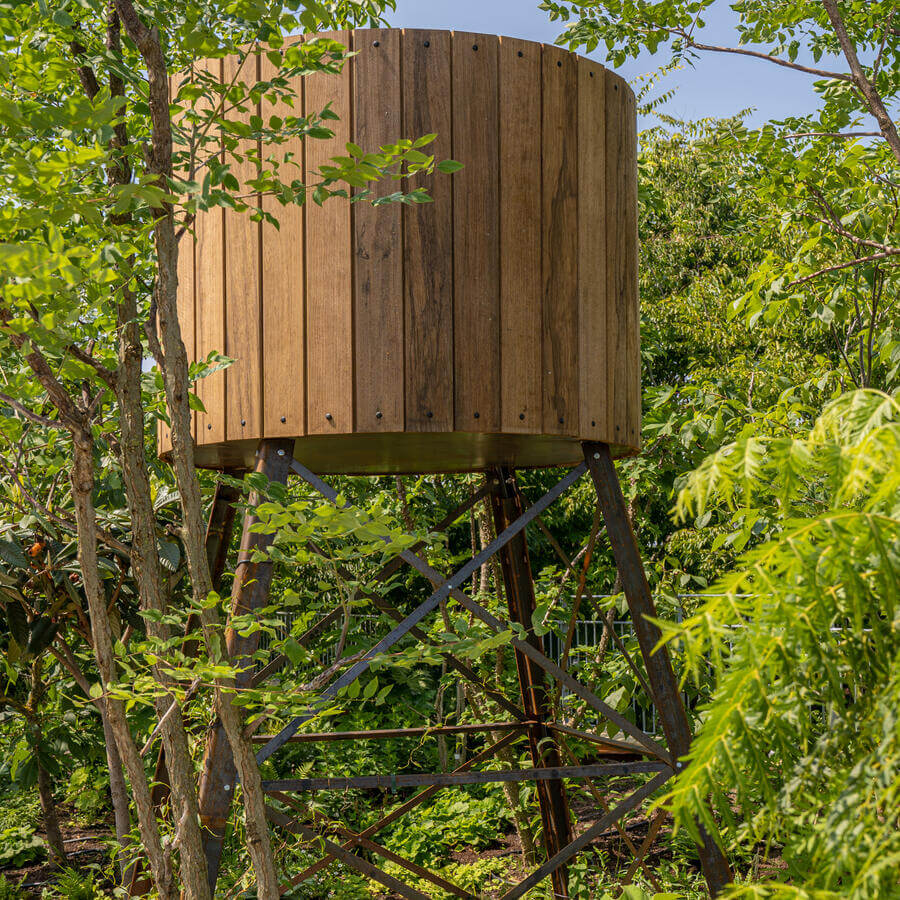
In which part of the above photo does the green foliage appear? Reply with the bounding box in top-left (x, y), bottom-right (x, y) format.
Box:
top-left (665, 390), bottom-right (900, 898)
top-left (0, 825), bottom-right (45, 869)
top-left (382, 790), bottom-right (513, 866)
top-left (375, 856), bottom-right (510, 899)
top-left (40, 867), bottom-right (104, 900)
top-left (0, 790), bottom-right (40, 834)
top-left (64, 767), bottom-right (110, 824)
top-left (0, 876), bottom-right (24, 900)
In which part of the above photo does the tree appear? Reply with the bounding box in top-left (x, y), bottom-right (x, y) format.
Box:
top-left (543, 1), bottom-right (900, 391)
top-left (537, 3), bottom-right (900, 894)
top-left (0, 1), bottom-right (444, 895)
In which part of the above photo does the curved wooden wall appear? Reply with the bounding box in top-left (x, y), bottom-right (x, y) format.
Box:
top-left (159, 29), bottom-right (639, 474)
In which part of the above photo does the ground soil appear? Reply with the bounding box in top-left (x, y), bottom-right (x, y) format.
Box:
top-left (1, 804), bottom-right (112, 898)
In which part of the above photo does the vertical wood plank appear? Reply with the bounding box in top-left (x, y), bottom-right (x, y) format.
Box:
top-left (624, 84), bottom-right (640, 450)
top-left (224, 51), bottom-right (262, 443)
top-left (499, 37), bottom-right (542, 434)
top-left (577, 59), bottom-right (607, 443)
top-left (402, 29), bottom-right (453, 432)
top-left (305, 30), bottom-right (353, 435)
top-left (605, 73), bottom-right (638, 449)
top-left (352, 29), bottom-right (404, 433)
top-left (260, 50), bottom-right (305, 438)
top-left (452, 33), bottom-right (500, 432)
top-left (541, 45), bottom-right (579, 437)
top-left (195, 57), bottom-right (227, 444)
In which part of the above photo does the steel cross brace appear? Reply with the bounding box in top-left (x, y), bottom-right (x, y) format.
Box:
top-left (255, 458), bottom-right (587, 763)
top-left (275, 729), bottom-right (524, 893)
top-left (208, 445), bottom-right (730, 898)
top-left (258, 457), bottom-right (667, 764)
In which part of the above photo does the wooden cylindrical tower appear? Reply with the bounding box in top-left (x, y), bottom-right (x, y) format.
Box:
top-left (172, 29), bottom-right (731, 900)
top-left (159, 28), bottom-right (639, 474)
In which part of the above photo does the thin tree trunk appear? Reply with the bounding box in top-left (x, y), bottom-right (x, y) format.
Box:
top-left (71, 442), bottom-right (177, 900)
top-left (111, 5), bottom-right (280, 894)
top-left (51, 641), bottom-right (134, 883)
top-left (115, 282), bottom-right (210, 900)
top-left (466, 680), bottom-right (537, 866)
top-left (33, 740), bottom-right (67, 866)
top-left (27, 660), bottom-right (67, 867)
top-left (3, 328), bottom-right (175, 899)
top-left (102, 705), bottom-right (136, 885)
top-left (821, 0), bottom-right (900, 164)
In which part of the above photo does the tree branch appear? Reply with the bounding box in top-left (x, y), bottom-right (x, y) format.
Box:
top-left (787, 250), bottom-right (900, 286)
top-left (782, 131), bottom-right (880, 140)
top-left (0, 391), bottom-right (60, 428)
top-left (683, 35), bottom-right (851, 82)
top-left (69, 36), bottom-right (101, 101)
top-left (2, 319), bottom-right (88, 440)
top-left (66, 343), bottom-right (117, 387)
top-left (821, 0), bottom-right (900, 164)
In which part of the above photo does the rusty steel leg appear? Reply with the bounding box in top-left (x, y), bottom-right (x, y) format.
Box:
top-left (197, 438), bottom-right (294, 894)
top-left (583, 442), bottom-right (732, 897)
top-left (488, 467), bottom-right (572, 900)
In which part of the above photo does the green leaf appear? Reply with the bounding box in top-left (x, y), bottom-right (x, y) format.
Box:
top-left (435, 159), bottom-right (463, 174)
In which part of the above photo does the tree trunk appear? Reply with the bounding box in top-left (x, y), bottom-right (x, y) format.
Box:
top-left (110, 5), bottom-right (281, 893)
top-left (50, 641), bottom-right (134, 883)
top-left (101, 704), bottom-right (136, 885)
top-left (70, 441), bottom-right (176, 900)
top-left (115, 282), bottom-right (210, 900)
top-left (466, 682), bottom-right (537, 865)
top-left (26, 660), bottom-right (66, 867)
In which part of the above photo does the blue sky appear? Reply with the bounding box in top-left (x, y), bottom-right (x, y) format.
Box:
top-left (386, 1), bottom-right (829, 129)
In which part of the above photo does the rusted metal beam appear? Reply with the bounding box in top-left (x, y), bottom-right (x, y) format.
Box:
top-left (252, 721), bottom-right (528, 743)
top-left (554, 731), bottom-right (662, 890)
top-left (393, 548), bottom-right (669, 761)
top-left (583, 441), bottom-right (733, 897)
top-left (272, 793), bottom-right (474, 900)
top-left (254, 461), bottom-right (586, 763)
top-left (248, 485), bottom-right (493, 690)
top-left (364, 588), bottom-right (528, 722)
top-left (262, 761), bottom-right (667, 793)
top-left (489, 467), bottom-right (573, 900)
top-left (279, 456), bottom-right (668, 760)
top-left (266, 805), bottom-right (430, 900)
top-left (545, 722), bottom-right (646, 757)
top-left (196, 438), bottom-right (294, 894)
top-left (282, 729), bottom-right (522, 890)
top-left (623, 808), bottom-right (667, 885)
top-left (500, 768), bottom-right (673, 900)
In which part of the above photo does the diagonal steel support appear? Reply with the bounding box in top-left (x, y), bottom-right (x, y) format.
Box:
top-left (277, 457), bottom-right (668, 761)
top-left (265, 805), bottom-right (430, 900)
top-left (583, 442), bottom-right (732, 896)
top-left (272, 792), bottom-right (475, 899)
top-left (280, 729), bottom-right (524, 891)
top-left (499, 768), bottom-right (673, 900)
top-left (254, 460), bottom-right (587, 763)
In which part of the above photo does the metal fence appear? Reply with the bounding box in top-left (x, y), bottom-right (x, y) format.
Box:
top-left (258, 594), bottom-right (704, 737)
